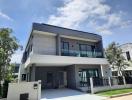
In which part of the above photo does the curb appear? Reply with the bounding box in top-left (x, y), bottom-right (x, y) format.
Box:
top-left (109, 92), bottom-right (132, 98)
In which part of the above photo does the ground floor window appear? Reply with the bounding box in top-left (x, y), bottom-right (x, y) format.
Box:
top-left (79, 68), bottom-right (99, 86)
top-left (124, 71), bottom-right (132, 77)
top-left (79, 69), bottom-right (99, 79)
top-left (112, 71), bottom-right (118, 76)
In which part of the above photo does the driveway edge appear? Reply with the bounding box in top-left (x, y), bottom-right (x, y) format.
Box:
top-left (109, 92), bottom-right (132, 98)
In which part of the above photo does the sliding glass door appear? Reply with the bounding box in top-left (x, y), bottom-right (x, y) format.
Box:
top-left (79, 68), bottom-right (99, 86)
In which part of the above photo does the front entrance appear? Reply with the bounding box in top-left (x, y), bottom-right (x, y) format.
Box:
top-left (47, 72), bottom-right (54, 88)
top-left (46, 71), bottom-right (67, 89)
top-left (58, 71), bottom-right (67, 88)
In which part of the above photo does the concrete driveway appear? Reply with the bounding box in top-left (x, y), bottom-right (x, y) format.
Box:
top-left (41, 88), bottom-right (106, 100)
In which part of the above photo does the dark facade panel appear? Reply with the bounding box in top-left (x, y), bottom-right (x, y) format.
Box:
top-left (33, 23), bottom-right (102, 41)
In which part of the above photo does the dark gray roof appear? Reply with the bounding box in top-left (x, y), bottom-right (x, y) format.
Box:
top-left (33, 23), bottom-right (102, 41)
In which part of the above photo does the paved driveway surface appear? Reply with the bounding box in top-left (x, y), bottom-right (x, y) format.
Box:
top-left (41, 88), bottom-right (106, 100)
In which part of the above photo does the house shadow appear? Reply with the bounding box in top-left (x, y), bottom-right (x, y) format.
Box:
top-left (41, 88), bottom-right (87, 99)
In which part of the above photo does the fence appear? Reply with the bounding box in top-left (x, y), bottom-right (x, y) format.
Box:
top-left (93, 77), bottom-right (109, 87)
top-left (89, 76), bottom-right (132, 94)
top-left (7, 80), bottom-right (41, 100)
top-left (125, 77), bottom-right (132, 84)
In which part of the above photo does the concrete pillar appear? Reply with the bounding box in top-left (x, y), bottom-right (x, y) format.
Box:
top-left (108, 77), bottom-right (112, 87)
top-left (38, 80), bottom-right (41, 100)
top-left (100, 65), bottom-right (104, 77)
top-left (56, 35), bottom-right (61, 55)
top-left (90, 77), bottom-right (94, 94)
top-left (123, 76), bottom-right (126, 85)
top-left (30, 65), bottom-right (36, 81)
top-left (26, 67), bottom-right (30, 82)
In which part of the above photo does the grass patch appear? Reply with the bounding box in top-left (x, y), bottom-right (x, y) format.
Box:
top-left (96, 88), bottom-right (132, 96)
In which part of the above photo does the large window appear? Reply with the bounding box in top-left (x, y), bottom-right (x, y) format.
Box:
top-left (79, 69), bottom-right (99, 82)
top-left (61, 42), bottom-right (69, 56)
top-left (126, 51), bottom-right (131, 61)
top-left (61, 42), bottom-right (69, 50)
top-left (79, 44), bottom-right (93, 57)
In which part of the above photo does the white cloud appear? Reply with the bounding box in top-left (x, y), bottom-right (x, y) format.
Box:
top-left (0, 11), bottom-right (13, 21)
top-left (11, 51), bottom-right (23, 63)
top-left (47, 0), bottom-right (128, 35)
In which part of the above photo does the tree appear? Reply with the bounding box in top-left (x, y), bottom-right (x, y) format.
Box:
top-left (0, 28), bottom-right (21, 95)
top-left (105, 42), bottom-right (129, 76)
top-left (5, 64), bottom-right (15, 81)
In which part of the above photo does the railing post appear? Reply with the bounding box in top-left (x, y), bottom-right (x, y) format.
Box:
top-left (100, 65), bottom-right (104, 77)
top-left (90, 77), bottom-right (94, 94)
top-left (108, 77), bottom-right (112, 87)
top-left (123, 76), bottom-right (126, 85)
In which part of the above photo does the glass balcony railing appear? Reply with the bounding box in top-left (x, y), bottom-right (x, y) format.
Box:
top-left (61, 49), bottom-right (103, 58)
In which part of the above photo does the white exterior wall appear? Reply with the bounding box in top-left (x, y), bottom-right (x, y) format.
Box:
top-left (121, 43), bottom-right (132, 61)
top-left (33, 33), bottom-right (56, 55)
top-left (121, 44), bottom-right (132, 70)
top-left (7, 81), bottom-right (41, 100)
top-left (101, 65), bottom-right (112, 77)
top-left (24, 54), bottom-right (109, 67)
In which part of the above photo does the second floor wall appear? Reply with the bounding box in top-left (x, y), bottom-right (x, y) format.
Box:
top-left (33, 33), bottom-right (56, 55)
top-left (32, 32), bottom-right (104, 56)
top-left (22, 31), bottom-right (104, 63)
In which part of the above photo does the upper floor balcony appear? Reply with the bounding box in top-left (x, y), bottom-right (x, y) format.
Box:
top-left (61, 49), bottom-right (103, 58)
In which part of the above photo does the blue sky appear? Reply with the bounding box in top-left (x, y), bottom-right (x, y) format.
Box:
top-left (0, 0), bottom-right (132, 63)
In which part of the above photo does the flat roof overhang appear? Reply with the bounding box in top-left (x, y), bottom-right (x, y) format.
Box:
top-left (33, 30), bottom-right (100, 42)
top-left (24, 54), bottom-right (109, 68)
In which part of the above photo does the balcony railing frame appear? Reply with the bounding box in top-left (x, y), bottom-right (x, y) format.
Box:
top-left (61, 49), bottom-right (103, 58)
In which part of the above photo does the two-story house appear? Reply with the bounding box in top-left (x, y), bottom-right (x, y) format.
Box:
top-left (19, 23), bottom-right (111, 90)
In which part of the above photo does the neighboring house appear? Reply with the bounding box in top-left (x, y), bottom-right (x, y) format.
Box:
top-left (112, 43), bottom-right (132, 76)
top-left (19, 23), bottom-right (111, 90)
top-left (13, 63), bottom-right (20, 79)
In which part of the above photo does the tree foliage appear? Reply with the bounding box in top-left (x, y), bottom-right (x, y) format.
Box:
top-left (0, 28), bottom-right (20, 81)
top-left (105, 42), bottom-right (129, 76)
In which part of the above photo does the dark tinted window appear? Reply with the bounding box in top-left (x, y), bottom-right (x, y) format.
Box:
top-left (79, 44), bottom-right (93, 51)
top-left (47, 72), bottom-right (53, 83)
top-left (14, 65), bottom-right (20, 73)
top-left (79, 44), bottom-right (87, 51)
top-left (126, 51), bottom-right (131, 61)
top-left (61, 42), bottom-right (69, 50)
top-left (79, 69), bottom-right (99, 78)
top-left (22, 74), bottom-right (26, 81)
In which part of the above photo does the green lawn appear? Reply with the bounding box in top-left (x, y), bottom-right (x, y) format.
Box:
top-left (96, 88), bottom-right (132, 96)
